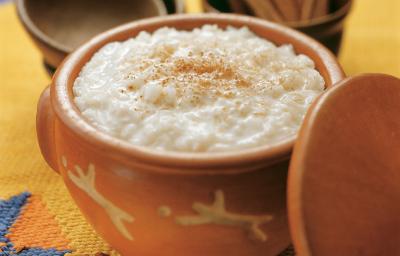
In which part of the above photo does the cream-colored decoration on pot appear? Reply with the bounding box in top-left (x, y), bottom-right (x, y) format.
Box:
top-left (176, 190), bottom-right (273, 242)
top-left (62, 156), bottom-right (134, 241)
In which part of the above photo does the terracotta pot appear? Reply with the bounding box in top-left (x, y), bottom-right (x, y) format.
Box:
top-left (36, 14), bottom-right (344, 256)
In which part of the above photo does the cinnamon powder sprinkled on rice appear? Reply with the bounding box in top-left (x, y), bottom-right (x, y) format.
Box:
top-left (73, 25), bottom-right (325, 152)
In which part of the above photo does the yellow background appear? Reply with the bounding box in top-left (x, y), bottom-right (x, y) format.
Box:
top-left (0, 0), bottom-right (399, 254)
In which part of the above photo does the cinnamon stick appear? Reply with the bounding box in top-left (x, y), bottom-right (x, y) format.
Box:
top-left (312, 0), bottom-right (329, 18)
top-left (244, 0), bottom-right (284, 22)
top-left (272, 0), bottom-right (300, 22)
top-left (300, 0), bottom-right (315, 20)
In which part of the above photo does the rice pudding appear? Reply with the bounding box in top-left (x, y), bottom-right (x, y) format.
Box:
top-left (73, 25), bottom-right (325, 152)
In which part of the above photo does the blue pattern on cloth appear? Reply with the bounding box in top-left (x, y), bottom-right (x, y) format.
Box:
top-left (1, 248), bottom-right (69, 256)
top-left (0, 193), bottom-right (70, 255)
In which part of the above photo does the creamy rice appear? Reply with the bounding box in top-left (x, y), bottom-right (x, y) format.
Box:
top-left (73, 25), bottom-right (325, 152)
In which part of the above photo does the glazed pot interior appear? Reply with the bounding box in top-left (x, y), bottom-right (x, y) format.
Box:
top-left (53, 14), bottom-right (344, 170)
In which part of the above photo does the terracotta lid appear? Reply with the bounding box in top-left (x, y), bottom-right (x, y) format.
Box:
top-left (288, 74), bottom-right (400, 256)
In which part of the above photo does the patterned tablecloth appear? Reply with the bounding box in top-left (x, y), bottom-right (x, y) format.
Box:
top-left (0, 0), bottom-right (399, 255)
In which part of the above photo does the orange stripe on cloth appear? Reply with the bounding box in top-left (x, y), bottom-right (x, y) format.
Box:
top-left (6, 195), bottom-right (71, 252)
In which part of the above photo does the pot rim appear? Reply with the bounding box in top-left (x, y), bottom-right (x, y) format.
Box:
top-left (52, 13), bottom-right (345, 171)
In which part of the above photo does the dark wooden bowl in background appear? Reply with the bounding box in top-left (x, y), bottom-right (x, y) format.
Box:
top-left (205, 0), bottom-right (353, 55)
top-left (16, 0), bottom-right (167, 68)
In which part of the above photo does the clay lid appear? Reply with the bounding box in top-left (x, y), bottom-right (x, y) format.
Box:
top-left (288, 74), bottom-right (400, 256)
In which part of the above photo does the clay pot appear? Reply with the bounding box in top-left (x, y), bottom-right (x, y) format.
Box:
top-left (36, 14), bottom-right (344, 256)
top-left (15, 0), bottom-right (167, 68)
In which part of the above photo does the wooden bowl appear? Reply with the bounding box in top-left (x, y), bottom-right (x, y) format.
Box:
top-left (204, 0), bottom-right (352, 55)
top-left (15, 0), bottom-right (167, 68)
top-left (36, 14), bottom-right (344, 256)
top-left (288, 0), bottom-right (352, 55)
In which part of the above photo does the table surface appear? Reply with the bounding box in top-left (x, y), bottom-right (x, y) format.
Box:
top-left (0, 0), bottom-right (399, 255)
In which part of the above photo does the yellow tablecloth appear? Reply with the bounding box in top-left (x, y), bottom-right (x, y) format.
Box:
top-left (0, 0), bottom-right (399, 255)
